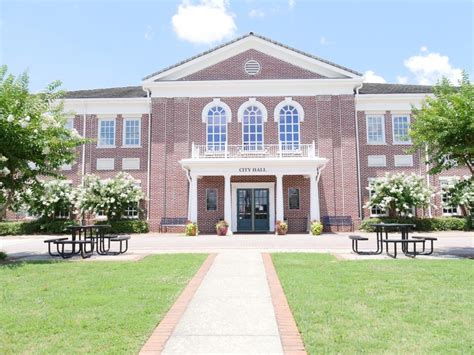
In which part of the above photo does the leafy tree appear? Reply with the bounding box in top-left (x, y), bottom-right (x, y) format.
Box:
top-left (78, 173), bottom-right (144, 221)
top-left (410, 72), bottom-right (474, 175)
top-left (443, 177), bottom-right (474, 216)
top-left (0, 66), bottom-right (86, 218)
top-left (365, 173), bottom-right (434, 218)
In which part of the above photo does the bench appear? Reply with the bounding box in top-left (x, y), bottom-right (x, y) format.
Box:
top-left (54, 239), bottom-right (95, 259)
top-left (383, 239), bottom-right (426, 258)
top-left (348, 235), bottom-right (369, 254)
top-left (322, 216), bottom-right (354, 232)
top-left (412, 236), bottom-right (437, 255)
top-left (44, 237), bottom-right (69, 257)
top-left (110, 236), bottom-right (130, 254)
top-left (159, 217), bottom-right (188, 233)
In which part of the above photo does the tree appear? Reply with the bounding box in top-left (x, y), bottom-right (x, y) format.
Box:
top-left (365, 173), bottom-right (434, 218)
top-left (78, 173), bottom-right (144, 221)
top-left (0, 66), bottom-right (86, 218)
top-left (410, 72), bottom-right (474, 175)
top-left (443, 177), bottom-right (474, 216)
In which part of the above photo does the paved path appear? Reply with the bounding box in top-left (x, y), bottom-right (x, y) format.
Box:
top-left (162, 251), bottom-right (283, 354)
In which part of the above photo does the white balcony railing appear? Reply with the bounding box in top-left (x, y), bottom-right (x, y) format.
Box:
top-left (190, 142), bottom-right (317, 159)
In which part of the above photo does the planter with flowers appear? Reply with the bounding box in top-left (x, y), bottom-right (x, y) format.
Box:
top-left (275, 220), bottom-right (288, 235)
top-left (215, 220), bottom-right (229, 236)
top-left (185, 221), bottom-right (199, 236)
top-left (310, 220), bottom-right (323, 236)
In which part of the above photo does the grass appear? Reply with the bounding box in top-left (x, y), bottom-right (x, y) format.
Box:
top-left (272, 253), bottom-right (473, 354)
top-left (0, 254), bottom-right (207, 354)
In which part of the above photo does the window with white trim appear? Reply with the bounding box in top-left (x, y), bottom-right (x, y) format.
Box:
top-left (366, 115), bottom-right (385, 144)
top-left (392, 115), bottom-right (411, 144)
top-left (207, 106), bottom-right (227, 151)
top-left (368, 178), bottom-right (388, 217)
top-left (242, 105), bottom-right (264, 150)
top-left (124, 203), bottom-right (139, 219)
top-left (55, 207), bottom-right (70, 219)
top-left (278, 105), bottom-right (300, 150)
top-left (440, 178), bottom-right (460, 216)
top-left (123, 118), bottom-right (141, 146)
top-left (98, 119), bottom-right (115, 147)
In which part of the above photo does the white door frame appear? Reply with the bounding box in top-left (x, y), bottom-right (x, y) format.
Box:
top-left (231, 182), bottom-right (275, 233)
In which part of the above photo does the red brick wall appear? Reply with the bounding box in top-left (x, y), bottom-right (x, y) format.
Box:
top-left (182, 49), bottom-right (325, 81)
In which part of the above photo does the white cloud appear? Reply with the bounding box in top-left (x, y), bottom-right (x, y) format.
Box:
top-left (363, 70), bottom-right (386, 83)
top-left (249, 8), bottom-right (265, 18)
top-left (172, 0), bottom-right (237, 45)
top-left (396, 75), bottom-right (408, 84)
top-left (288, 0), bottom-right (296, 9)
top-left (320, 36), bottom-right (328, 45)
top-left (403, 48), bottom-right (463, 85)
top-left (144, 25), bottom-right (154, 40)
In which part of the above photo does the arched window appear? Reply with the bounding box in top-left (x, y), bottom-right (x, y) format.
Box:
top-left (274, 98), bottom-right (304, 151)
top-left (202, 99), bottom-right (231, 151)
top-left (242, 106), bottom-right (264, 151)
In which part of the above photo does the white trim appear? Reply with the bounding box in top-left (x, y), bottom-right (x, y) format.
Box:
top-left (231, 182), bottom-right (275, 233)
top-left (96, 158), bottom-right (115, 171)
top-left (63, 98), bottom-right (148, 117)
top-left (365, 114), bottom-right (386, 144)
top-left (143, 35), bottom-right (360, 82)
top-left (391, 114), bottom-right (412, 145)
top-left (238, 98), bottom-right (268, 123)
top-left (201, 98), bottom-right (232, 123)
top-left (122, 158), bottom-right (140, 170)
top-left (394, 155), bottom-right (413, 167)
top-left (368, 155), bottom-right (387, 167)
top-left (356, 93), bottom-right (432, 111)
top-left (273, 97), bottom-right (305, 122)
top-left (97, 117), bottom-right (116, 148)
top-left (122, 117), bottom-right (142, 147)
top-left (439, 177), bottom-right (461, 216)
top-left (368, 178), bottom-right (388, 217)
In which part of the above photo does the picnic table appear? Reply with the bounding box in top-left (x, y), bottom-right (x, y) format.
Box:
top-left (371, 223), bottom-right (415, 254)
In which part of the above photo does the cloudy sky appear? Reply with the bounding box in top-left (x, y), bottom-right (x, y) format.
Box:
top-left (1, 0), bottom-right (472, 91)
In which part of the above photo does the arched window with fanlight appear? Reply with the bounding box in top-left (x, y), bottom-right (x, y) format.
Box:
top-left (202, 99), bottom-right (231, 152)
top-left (238, 99), bottom-right (268, 152)
top-left (274, 98), bottom-right (304, 151)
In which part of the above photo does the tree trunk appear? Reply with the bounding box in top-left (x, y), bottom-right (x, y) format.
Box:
top-left (0, 191), bottom-right (13, 221)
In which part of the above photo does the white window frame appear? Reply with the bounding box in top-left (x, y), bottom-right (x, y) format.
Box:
top-left (123, 203), bottom-right (139, 219)
top-left (97, 118), bottom-right (116, 148)
top-left (122, 118), bottom-right (141, 147)
top-left (392, 115), bottom-right (412, 145)
top-left (368, 178), bottom-right (388, 217)
top-left (366, 115), bottom-right (386, 145)
top-left (439, 177), bottom-right (460, 216)
top-left (238, 99), bottom-right (267, 150)
top-left (275, 98), bottom-right (304, 151)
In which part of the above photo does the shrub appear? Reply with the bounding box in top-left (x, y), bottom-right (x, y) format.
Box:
top-left (0, 251), bottom-right (7, 260)
top-left (185, 222), bottom-right (198, 236)
top-left (0, 219), bottom-right (76, 235)
top-left (310, 220), bottom-right (323, 236)
top-left (275, 220), bottom-right (288, 235)
top-left (215, 220), bottom-right (229, 236)
top-left (360, 216), bottom-right (471, 232)
top-left (97, 220), bottom-right (149, 234)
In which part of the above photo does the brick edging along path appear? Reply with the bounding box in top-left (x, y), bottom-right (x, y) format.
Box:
top-left (262, 253), bottom-right (307, 355)
top-left (140, 253), bottom-right (216, 354)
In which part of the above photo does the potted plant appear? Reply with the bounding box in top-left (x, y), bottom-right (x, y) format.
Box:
top-left (215, 220), bottom-right (229, 236)
top-left (185, 221), bottom-right (198, 236)
top-left (310, 220), bottom-right (323, 236)
top-left (275, 220), bottom-right (288, 235)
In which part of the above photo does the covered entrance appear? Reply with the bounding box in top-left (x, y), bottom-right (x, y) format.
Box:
top-left (237, 188), bottom-right (270, 232)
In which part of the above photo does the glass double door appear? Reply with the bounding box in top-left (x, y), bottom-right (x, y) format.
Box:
top-left (237, 188), bottom-right (270, 232)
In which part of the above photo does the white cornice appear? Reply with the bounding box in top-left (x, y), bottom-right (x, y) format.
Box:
top-left (356, 93), bottom-right (433, 111)
top-left (62, 98), bottom-right (149, 116)
top-left (144, 79), bottom-right (362, 98)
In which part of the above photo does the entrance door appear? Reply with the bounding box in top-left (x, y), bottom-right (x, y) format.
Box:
top-left (237, 188), bottom-right (269, 232)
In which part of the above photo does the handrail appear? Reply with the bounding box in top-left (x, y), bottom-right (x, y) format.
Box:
top-left (191, 143), bottom-right (316, 159)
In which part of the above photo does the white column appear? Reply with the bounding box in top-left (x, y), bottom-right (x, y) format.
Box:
top-left (310, 173), bottom-right (320, 221)
top-left (188, 173), bottom-right (198, 222)
top-left (224, 174), bottom-right (232, 235)
top-left (276, 174), bottom-right (284, 221)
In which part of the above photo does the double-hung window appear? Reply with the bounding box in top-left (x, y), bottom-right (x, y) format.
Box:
top-left (242, 105), bottom-right (264, 151)
top-left (368, 178), bottom-right (387, 217)
top-left (279, 105), bottom-right (300, 150)
top-left (392, 115), bottom-right (411, 144)
top-left (98, 119), bottom-right (116, 147)
top-left (440, 178), bottom-right (459, 216)
top-left (123, 118), bottom-right (141, 147)
top-left (207, 106), bottom-right (227, 151)
top-left (366, 115), bottom-right (385, 144)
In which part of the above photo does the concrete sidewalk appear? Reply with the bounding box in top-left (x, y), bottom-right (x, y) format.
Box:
top-left (162, 251), bottom-right (283, 354)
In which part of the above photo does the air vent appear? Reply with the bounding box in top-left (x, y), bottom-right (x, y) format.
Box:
top-left (244, 60), bottom-right (261, 76)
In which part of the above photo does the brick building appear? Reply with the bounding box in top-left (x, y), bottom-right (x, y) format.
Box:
top-left (61, 33), bottom-right (467, 233)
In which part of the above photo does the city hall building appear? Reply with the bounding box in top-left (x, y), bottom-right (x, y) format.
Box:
top-left (60, 33), bottom-right (467, 233)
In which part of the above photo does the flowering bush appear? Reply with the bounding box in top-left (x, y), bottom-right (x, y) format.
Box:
top-left (185, 221), bottom-right (198, 236)
top-left (365, 173), bottom-right (435, 218)
top-left (310, 220), bottom-right (323, 236)
top-left (78, 172), bottom-right (144, 221)
top-left (442, 177), bottom-right (474, 216)
top-left (275, 220), bottom-right (288, 235)
top-left (215, 220), bottom-right (229, 236)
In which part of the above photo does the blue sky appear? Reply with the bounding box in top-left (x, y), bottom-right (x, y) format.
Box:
top-left (1, 0), bottom-right (472, 91)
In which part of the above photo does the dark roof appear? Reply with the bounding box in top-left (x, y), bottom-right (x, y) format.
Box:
top-left (143, 32), bottom-right (362, 80)
top-left (64, 86), bottom-right (147, 99)
top-left (359, 83), bottom-right (433, 94)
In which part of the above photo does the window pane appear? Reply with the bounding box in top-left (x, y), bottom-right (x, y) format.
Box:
top-left (99, 120), bottom-right (115, 146)
top-left (279, 105), bottom-right (300, 150)
top-left (206, 189), bottom-right (218, 211)
top-left (367, 116), bottom-right (384, 144)
top-left (288, 187), bottom-right (300, 209)
top-left (207, 105), bottom-right (227, 150)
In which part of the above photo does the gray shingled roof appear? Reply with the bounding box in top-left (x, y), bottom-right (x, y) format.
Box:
top-left (143, 32), bottom-right (362, 80)
top-left (359, 83), bottom-right (433, 94)
top-left (64, 86), bottom-right (147, 99)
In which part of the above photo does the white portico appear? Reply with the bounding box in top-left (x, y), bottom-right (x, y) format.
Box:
top-left (180, 143), bottom-right (327, 234)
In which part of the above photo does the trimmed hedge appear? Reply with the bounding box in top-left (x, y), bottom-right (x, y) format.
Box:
top-left (96, 220), bottom-right (149, 234)
top-left (360, 216), bottom-right (472, 232)
top-left (0, 219), bottom-right (77, 236)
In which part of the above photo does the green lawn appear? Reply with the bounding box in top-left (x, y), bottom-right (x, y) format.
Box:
top-left (272, 253), bottom-right (473, 354)
top-left (0, 254), bottom-right (207, 354)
